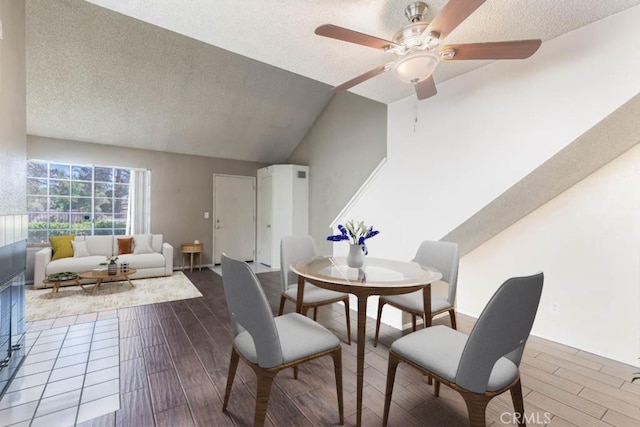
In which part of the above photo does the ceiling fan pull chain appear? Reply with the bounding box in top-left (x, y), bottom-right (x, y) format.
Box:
top-left (413, 97), bottom-right (418, 132)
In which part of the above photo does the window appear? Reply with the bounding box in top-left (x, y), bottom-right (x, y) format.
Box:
top-left (26, 160), bottom-right (150, 244)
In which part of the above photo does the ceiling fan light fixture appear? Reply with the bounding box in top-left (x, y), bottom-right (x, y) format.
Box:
top-left (393, 50), bottom-right (440, 84)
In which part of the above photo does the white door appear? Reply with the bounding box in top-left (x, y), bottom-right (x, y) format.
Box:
top-left (257, 175), bottom-right (273, 266)
top-left (213, 175), bottom-right (255, 264)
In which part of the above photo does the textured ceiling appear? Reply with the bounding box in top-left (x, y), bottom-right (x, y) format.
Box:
top-left (26, 0), bottom-right (640, 163)
top-left (85, 0), bottom-right (640, 104)
top-left (26, 0), bottom-right (332, 163)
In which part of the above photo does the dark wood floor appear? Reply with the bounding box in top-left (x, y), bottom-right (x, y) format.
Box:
top-left (67, 269), bottom-right (639, 427)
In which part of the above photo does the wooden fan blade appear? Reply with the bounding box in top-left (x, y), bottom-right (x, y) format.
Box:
top-left (332, 64), bottom-right (391, 93)
top-left (426, 0), bottom-right (486, 40)
top-left (415, 76), bottom-right (437, 100)
top-left (441, 40), bottom-right (542, 60)
top-left (315, 24), bottom-right (400, 50)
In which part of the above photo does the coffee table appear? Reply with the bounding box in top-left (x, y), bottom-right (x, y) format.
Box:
top-left (79, 268), bottom-right (137, 295)
top-left (43, 274), bottom-right (87, 294)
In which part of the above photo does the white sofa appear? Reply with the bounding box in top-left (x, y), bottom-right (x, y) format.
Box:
top-left (34, 234), bottom-right (173, 289)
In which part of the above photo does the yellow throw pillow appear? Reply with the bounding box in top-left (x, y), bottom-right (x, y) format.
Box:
top-left (50, 234), bottom-right (75, 260)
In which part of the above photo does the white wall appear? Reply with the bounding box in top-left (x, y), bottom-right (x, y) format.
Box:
top-left (337, 6), bottom-right (640, 363)
top-left (288, 93), bottom-right (387, 255)
top-left (460, 144), bottom-right (640, 366)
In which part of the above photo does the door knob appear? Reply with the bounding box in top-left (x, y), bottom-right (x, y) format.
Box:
top-left (267, 224), bottom-right (271, 228)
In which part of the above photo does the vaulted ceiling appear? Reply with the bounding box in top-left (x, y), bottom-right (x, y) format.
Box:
top-left (26, 0), bottom-right (640, 163)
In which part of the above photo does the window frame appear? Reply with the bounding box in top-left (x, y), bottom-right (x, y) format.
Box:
top-left (26, 160), bottom-right (145, 245)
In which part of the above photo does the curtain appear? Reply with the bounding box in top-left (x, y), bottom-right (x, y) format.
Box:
top-left (126, 169), bottom-right (151, 235)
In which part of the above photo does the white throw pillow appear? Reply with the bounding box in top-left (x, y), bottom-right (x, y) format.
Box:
top-left (71, 240), bottom-right (91, 258)
top-left (133, 234), bottom-right (154, 254)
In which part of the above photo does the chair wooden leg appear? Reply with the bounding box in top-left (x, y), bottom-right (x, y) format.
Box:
top-left (383, 351), bottom-right (401, 427)
top-left (460, 390), bottom-right (491, 427)
top-left (373, 299), bottom-right (386, 347)
top-left (434, 380), bottom-right (440, 397)
top-left (330, 348), bottom-right (344, 425)
top-left (254, 370), bottom-right (277, 427)
top-left (278, 294), bottom-right (286, 316)
top-left (449, 308), bottom-right (457, 330)
top-left (344, 298), bottom-right (352, 345)
top-left (510, 378), bottom-right (526, 426)
top-left (411, 314), bottom-right (417, 332)
top-left (313, 307), bottom-right (318, 321)
top-left (223, 347), bottom-right (240, 412)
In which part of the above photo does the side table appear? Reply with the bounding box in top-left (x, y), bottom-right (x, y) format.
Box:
top-left (181, 243), bottom-right (203, 272)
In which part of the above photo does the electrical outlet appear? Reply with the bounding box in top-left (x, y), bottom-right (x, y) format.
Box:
top-left (550, 301), bottom-right (560, 314)
top-left (204, 212), bottom-right (210, 219)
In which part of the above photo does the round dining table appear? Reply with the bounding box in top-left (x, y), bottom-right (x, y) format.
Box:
top-left (290, 256), bottom-right (442, 427)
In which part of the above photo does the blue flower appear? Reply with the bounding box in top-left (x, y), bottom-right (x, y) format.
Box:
top-left (327, 220), bottom-right (380, 245)
top-left (327, 234), bottom-right (349, 242)
top-left (364, 228), bottom-right (379, 240)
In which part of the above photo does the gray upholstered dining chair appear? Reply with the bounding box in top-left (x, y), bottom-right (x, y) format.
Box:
top-left (221, 254), bottom-right (344, 426)
top-left (280, 235), bottom-right (351, 344)
top-left (383, 272), bottom-right (544, 427)
top-left (374, 240), bottom-right (459, 347)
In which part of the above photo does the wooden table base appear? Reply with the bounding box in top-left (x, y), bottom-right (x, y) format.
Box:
top-left (78, 268), bottom-right (137, 295)
top-left (291, 257), bottom-right (439, 427)
top-left (45, 278), bottom-right (87, 294)
top-left (355, 296), bottom-right (367, 427)
top-left (295, 278), bottom-right (432, 427)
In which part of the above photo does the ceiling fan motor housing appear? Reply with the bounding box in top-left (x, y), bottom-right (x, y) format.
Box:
top-left (404, 1), bottom-right (429, 23)
top-left (393, 2), bottom-right (439, 52)
top-left (393, 22), bottom-right (435, 50)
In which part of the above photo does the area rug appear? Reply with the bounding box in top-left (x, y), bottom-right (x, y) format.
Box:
top-left (26, 272), bottom-right (203, 321)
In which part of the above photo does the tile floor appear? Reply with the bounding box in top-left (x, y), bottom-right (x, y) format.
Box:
top-left (0, 317), bottom-right (121, 427)
top-left (0, 265), bottom-right (264, 427)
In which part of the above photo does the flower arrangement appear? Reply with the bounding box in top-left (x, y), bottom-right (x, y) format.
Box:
top-left (327, 220), bottom-right (379, 246)
top-left (105, 255), bottom-right (119, 265)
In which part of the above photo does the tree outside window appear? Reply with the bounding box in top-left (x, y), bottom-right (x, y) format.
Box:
top-left (26, 161), bottom-right (137, 244)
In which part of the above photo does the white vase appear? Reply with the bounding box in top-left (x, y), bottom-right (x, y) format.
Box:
top-left (108, 263), bottom-right (117, 275)
top-left (347, 244), bottom-right (365, 268)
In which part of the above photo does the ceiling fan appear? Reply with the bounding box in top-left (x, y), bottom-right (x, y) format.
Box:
top-left (315, 0), bottom-right (542, 100)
